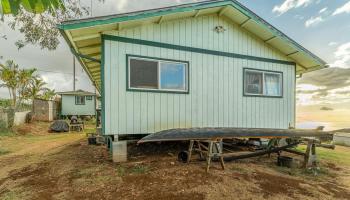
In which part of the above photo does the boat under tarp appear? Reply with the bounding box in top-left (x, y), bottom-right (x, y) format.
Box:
top-left (138, 128), bottom-right (333, 143)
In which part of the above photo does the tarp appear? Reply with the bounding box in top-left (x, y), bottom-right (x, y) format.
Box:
top-left (50, 120), bottom-right (69, 132)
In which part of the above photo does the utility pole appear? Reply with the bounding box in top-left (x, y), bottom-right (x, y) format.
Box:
top-left (73, 55), bottom-right (76, 91)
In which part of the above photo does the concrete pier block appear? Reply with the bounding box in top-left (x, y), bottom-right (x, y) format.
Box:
top-left (112, 141), bottom-right (127, 163)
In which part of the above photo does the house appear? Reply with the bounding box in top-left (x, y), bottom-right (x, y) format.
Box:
top-left (57, 90), bottom-right (97, 117)
top-left (58, 0), bottom-right (327, 161)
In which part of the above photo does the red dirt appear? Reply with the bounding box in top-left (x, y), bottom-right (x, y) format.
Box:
top-left (1, 140), bottom-right (350, 200)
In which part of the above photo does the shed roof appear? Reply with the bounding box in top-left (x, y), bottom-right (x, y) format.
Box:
top-left (57, 89), bottom-right (96, 96)
top-left (58, 0), bottom-right (327, 91)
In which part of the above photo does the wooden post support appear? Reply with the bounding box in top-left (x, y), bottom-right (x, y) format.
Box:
top-left (310, 143), bottom-right (317, 167)
top-left (187, 140), bottom-right (194, 163)
top-left (216, 140), bottom-right (225, 170)
top-left (304, 140), bottom-right (312, 168)
top-left (304, 140), bottom-right (317, 168)
top-left (206, 141), bottom-right (214, 172)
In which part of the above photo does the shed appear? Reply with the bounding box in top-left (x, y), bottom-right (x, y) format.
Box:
top-left (58, 1), bottom-right (327, 140)
top-left (57, 90), bottom-right (97, 116)
top-left (33, 98), bottom-right (58, 121)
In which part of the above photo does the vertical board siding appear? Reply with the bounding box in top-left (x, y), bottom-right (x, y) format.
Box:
top-left (103, 15), bottom-right (295, 135)
top-left (61, 95), bottom-right (96, 116)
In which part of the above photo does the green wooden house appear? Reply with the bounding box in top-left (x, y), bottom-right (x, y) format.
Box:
top-left (57, 90), bottom-right (97, 117)
top-left (58, 0), bottom-right (327, 160)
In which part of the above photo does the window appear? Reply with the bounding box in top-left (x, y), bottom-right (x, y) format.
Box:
top-left (86, 96), bottom-right (93, 100)
top-left (244, 69), bottom-right (282, 97)
top-left (128, 56), bottom-right (188, 93)
top-left (75, 96), bottom-right (85, 105)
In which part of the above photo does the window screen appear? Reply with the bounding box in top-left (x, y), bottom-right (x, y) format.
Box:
top-left (129, 59), bottom-right (158, 89)
top-left (265, 73), bottom-right (281, 96)
top-left (128, 56), bottom-right (188, 93)
top-left (244, 69), bottom-right (282, 97)
top-left (245, 71), bottom-right (263, 95)
top-left (75, 96), bottom-right (85, 105)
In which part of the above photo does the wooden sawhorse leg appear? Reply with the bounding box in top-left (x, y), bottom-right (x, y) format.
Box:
top-left (187, 139), bottom-right (225, 172)
top-left (304, 140), bottom-right (317, 168)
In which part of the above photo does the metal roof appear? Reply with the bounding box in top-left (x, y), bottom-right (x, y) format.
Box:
top-left (58, 0), bottom-right (328, 91)
top-left (57, 89), bottom-right (96, 96)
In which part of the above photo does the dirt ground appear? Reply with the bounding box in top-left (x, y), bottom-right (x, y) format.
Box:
top-left (1, 122), bottom-right (350, 200)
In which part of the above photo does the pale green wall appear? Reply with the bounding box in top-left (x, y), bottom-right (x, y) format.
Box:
top-left (103, 14), bottom-right (295, 135)
top-left (61, 95), bottom-right (96, 116)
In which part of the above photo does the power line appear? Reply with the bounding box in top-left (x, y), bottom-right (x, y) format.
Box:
top-left (36, 69), bottom-right (73, 75)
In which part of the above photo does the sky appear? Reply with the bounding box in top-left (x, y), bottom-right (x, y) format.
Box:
top-left (1, 0), bottom-right (350, 129)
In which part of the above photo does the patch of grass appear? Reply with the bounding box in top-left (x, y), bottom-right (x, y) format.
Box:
top-left (116, 166), bottom-right (126, 176)
top-left (131, 165), bottom-right (149, 174)
top-left (232, 166), bottom-right (248, 173)
top-left (301, 167), bottom-right (330, 177)
top-left (0, 148), bottom-right (10, 155)
top-left (1, 190), bottom-right (21, 200)
top-left (296, 145), bottom-right (350, 167)
top-left (0, 128), bottom-right (14, 137)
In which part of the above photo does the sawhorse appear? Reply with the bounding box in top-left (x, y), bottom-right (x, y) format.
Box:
top-left (186, 139), bottom-right (225, 172)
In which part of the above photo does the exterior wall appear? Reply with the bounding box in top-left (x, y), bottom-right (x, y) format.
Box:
top-left (0, 109), bottom-right (30, 127)
top-left (103, 14), bottom-right (296, 135)
top-left (14, 111), bottom-right (31, 126)
top-left (33, 99), bottom-right (58, 121)
top-left (61, 95), bottom-right (96, 116)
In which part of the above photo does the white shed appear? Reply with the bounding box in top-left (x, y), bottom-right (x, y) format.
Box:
top-left (59, 1), bottom-right (327, 139)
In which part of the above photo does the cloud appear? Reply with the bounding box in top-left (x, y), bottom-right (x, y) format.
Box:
top-left (331, 42), bottom-right (350, 68)
top-left (294, 14), bottom-right (304, 19)
top-left (305, 16), bottom-right (323, 27)
top-left (297, 67), bottom-right (350, 105)
top-left (328, 42), bottom-right (338, 46)
top-left (333, 1), bottom-right (350, 16)
top-left (273, 0), bottom-right (313, 15)
top-left (319, 7), bottom-right (328, 14)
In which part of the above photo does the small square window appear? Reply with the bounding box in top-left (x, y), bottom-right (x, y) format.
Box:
top-left (75, 96), bottom-right (85, 105)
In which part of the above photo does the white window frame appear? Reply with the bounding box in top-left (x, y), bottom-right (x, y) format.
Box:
top-left (128, 56), bottom-right (189, 93)
top-left (244, 68), bottom-right (283, 97)
top-left (75, 96), bottom-right (85, 105)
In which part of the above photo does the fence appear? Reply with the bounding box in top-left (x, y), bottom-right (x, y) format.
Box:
top-left (0, 108), bottom-right (31, 129)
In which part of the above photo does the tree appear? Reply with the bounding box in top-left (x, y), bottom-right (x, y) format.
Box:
top-left (0, 0), bottom-right (65, 16)
top-left (0, 59), bottom-right (53, 108)
top-left (23, 77), bottom-right (46, 101)
top-left (2, 0), bottom-right (89, 50)
top-left (41, 88), bottom-right (56, 100)
top-left (0, 60), bottom-right (20, 106)
top-left (17, 68), bottom-right (37, 104)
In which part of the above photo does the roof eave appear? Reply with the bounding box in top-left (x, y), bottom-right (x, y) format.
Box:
top-left (57, 0), bottom-right (327, 75)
